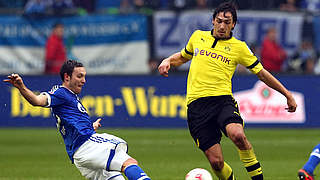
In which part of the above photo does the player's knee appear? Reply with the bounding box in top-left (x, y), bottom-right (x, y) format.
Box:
top-left (122, 158), bottom-right (138, 171)
top-left (229, 131), bottom-right (247, 147)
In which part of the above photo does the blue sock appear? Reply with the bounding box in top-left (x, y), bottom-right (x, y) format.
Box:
top-left (303, 144), bottom-right (320, 174)
top-left (124, 164), bottom-right (151, 180)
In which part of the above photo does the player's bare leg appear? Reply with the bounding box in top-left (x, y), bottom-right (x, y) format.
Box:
top-left (226, 123), bottom-right (251, 150)
top-left (226, 123), bottom-right (263, 180)
top-left (205, 144), bottom-right (235, 180)
top-left (122, 158), bottom-right (151, 180)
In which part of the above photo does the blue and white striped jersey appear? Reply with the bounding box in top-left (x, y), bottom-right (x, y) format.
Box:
top-left (42, 85), bottom-right (95, 162)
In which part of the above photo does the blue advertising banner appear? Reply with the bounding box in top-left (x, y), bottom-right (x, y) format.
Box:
top-left (313, 15), bottom-right (320, 51)
top-left (0, 15), bottom-right (147, 46)
top-left (0, 75), bottom-right (319, 128)
top-left (154, 10), bottom-right (303, 62)
top-left (0, 15), bottom-right (150, 75)
top-left (0, 75), bottom-right (187, 128)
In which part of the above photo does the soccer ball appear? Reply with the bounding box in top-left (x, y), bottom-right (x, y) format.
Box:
top-left (185, 168), bottom-right (213, 180)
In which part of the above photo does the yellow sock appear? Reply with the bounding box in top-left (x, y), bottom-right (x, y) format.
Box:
top-left (238, 148), bottom-right (263, 180)
top-left (213, 162), bottom-right (235, 180)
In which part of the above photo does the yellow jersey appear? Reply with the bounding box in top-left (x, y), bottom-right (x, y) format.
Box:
top-left (181, 30), bottom-right (263, 105)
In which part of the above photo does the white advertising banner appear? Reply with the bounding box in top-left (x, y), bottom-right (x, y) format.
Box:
top-left (73, 42), bottom-right (149, 74)
top-left (0, 42), bottom-right (150, 75)
top-left (0, 46), bottom-right (44, 75)
top-left (233, 81), bottom-right (306, 123)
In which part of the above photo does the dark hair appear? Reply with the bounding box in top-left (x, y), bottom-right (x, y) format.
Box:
top-left (213, 1), bottom-right (237, 27)
top-left (60, 60), bottom-right (84, 81)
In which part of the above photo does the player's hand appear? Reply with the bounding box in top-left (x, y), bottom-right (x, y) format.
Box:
top-left (3, 73), bottom-right (24, 89)
top-left (285, 95), bottom-right (297, 113)
top-left (93, 118), bottom-right (102, 131)
top-left (158, 59), bottom-right (171, 77)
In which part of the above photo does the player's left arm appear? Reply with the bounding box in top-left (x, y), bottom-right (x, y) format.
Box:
top-left (238, 43), bottom-right (297, 113)
top-left (256, 69), bottom-right (297, 112)
top-left (93, 118), bottom-right (102, 131)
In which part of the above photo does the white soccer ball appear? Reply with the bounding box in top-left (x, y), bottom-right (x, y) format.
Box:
top-left (185, 168), bottom-right (213, 180)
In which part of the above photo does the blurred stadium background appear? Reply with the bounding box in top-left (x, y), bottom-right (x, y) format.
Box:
top-left (1, 0), bottom-right (320, 179)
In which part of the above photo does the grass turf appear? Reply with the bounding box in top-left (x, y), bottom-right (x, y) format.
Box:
top-left (0, 128), bottom-right (319, 180)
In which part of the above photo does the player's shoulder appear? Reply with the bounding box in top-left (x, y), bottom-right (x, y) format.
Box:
top-left (228, 37), bottom-right (255, 55)
top-left (228, 37), bottom-right (250, 48)
top-left (49, 85), bottom-right (61, 94)
top-left (229, 36), bottom-right (245, 44)
top-left (48, 85), bottom-right (69, 97)
top-left (189, 30), bottom-right (212, 43)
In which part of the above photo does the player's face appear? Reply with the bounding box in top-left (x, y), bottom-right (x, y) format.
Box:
top-left (68, 67), bottom-right (86, 94)
top-left (212, 12), bottom-right (235, 39)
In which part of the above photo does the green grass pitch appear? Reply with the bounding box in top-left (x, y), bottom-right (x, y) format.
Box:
top-left (0, 128), bottom-right (319, 180)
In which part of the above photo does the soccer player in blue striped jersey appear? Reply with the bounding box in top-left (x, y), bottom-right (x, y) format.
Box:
top-left (3, 60), bottom-right (151, 180)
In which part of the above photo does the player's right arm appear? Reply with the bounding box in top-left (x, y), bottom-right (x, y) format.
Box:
top-left (159, 30), bottom-right (199, 77)
top-left (158, 52), bottom-right (189, 77)
top-left (3, 73), bottom-right (48, 107)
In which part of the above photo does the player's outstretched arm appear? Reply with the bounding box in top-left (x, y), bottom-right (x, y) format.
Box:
top-left (158, 52), bottom-right (189, 77)
top-left (3, 73), bottom-right (48, 107)
top-left (93, 118), bottom-right (102, 131)
top-left (256, 69), bottom-right (297, 112)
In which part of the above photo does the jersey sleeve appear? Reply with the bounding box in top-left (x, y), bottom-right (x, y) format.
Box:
top-left (180, 30), bottom-right (198, 60)
top-left (238, 42), bottom-right (263, 74)
top-left (41, 86), bottom-right (66, 107)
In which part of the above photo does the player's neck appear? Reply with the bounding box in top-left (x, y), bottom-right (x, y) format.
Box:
top-left (62, 84), bottom-right (76, 94)
top-left (211, 29), bottom-right (233, 40)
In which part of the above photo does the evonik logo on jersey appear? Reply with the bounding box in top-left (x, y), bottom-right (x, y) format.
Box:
top-left (233, 81), bottom-right (305, 123)
top-left (194, 48), bottom-right (231, 64)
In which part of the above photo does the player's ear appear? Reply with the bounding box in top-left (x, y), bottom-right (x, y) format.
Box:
top-left (231, 23), bottom-right (235, 30)
top-left (64, 73), bottom-right (70, 82)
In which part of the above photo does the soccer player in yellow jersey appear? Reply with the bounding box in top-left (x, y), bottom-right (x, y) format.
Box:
top-left (158, 2), bottom-right (297, 180)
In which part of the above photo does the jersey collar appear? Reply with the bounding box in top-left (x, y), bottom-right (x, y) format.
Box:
top-left (62, 85), bottom-right (76, 95)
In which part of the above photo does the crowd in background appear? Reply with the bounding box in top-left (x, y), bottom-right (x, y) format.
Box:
top-left (0, 0), bottom-right (319, 15)
top-left (1, 0), bottom-right (320, 75)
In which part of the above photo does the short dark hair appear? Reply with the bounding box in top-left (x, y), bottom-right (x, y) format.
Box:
top-left (60, 60), bottom-right (84, 81)
top-left (213, 1), bottom-right (238, 27)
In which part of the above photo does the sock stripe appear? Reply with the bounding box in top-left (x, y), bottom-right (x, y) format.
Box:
top-left (137, 176), bottom-right (150, 180)
top-left (251, 173), bottom-right (263, 180)
top-left (310, 151), bottom-right (320, 158)
top-left (248, 168), bottom-right (262, 178)
top-left (245, 162), bottom-right (261, 172)
top-left (213, 161), bottom-right (233, 180)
